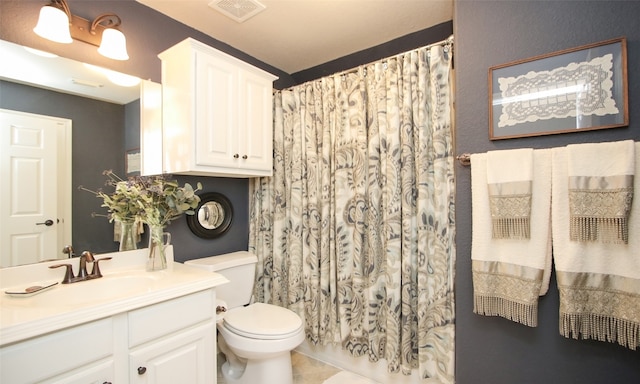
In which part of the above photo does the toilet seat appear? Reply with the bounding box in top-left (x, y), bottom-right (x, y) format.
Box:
top-left (223, 303), bottom-right (303, 340)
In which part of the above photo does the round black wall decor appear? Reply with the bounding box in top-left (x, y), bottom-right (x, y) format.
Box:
top-left (186, 192), bottom-right (233, 239)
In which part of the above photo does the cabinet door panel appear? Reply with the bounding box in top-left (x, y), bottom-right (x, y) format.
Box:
top-left (46, 360), bottom-right (114, 384)
top-left (196, 52), bottom-right (237, 168)
top-left (0, 318), bottom-right (113, 383)
top-left (240, 70), bottom-right (273, 173)
top-left (129, 322), bottom-right (215, 384)
top-left (129, 289), bottom-right (214, 348)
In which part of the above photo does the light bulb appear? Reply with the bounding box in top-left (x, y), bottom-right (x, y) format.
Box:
top-left (33, 5), bottom-right (72, 44)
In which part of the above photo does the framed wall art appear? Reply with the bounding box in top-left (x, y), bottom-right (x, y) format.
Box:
top-left (489, 37), bottom-right (628, 140)
top-left (126, 148), bottom-right (141, 176)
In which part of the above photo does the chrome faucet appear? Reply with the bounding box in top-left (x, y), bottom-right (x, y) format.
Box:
top-left (49, 251), bottom-right (112, 284)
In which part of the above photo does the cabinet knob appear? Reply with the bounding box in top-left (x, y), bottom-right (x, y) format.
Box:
top-left (103, 382), bottom-right (112, 384)
top-left (242, 155), bottom-right (248, 159)
top-left (137, 366), bottom-right (147, 375)
top-left (233, 154), bottom-right (239, 159)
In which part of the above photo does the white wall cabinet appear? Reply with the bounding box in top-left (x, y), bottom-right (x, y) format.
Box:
top-left (0, 289), bottom-right (216, 384)
top-left (151, 38), bottom-right (278, 177)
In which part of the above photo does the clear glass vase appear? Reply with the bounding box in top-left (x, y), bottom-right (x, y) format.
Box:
top-left (118, 220), bottom-right (138, 252)
top-left (147, 224), bottom-right (171, 271)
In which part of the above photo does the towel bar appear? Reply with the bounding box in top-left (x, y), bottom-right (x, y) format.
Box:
top-left (456, 153), bottom-right (471, 166)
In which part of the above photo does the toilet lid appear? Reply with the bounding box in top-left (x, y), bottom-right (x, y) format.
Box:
top-left (223, 303), bottom-right (303, 340)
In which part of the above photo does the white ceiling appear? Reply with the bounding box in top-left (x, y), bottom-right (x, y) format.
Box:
top-left (136, 0), bottom-right (454, 74)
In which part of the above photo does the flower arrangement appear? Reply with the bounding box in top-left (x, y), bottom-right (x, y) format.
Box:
top-left (80, 170), bottom-right (203, 226)
top-left (133, 174), bottom-right (202, 227)
top-left (81, 170), bottom-right (203, 270)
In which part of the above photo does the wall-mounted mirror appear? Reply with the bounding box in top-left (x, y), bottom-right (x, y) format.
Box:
top-left (0, 39), bottom-right (144, 267)
top-left (0, 39), bottom-right (140, 105)
top-left (187, 192), bottom-right (233, 239)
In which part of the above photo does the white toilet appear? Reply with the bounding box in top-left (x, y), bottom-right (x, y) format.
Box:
top-left (185, 251), bottom-right (304, 384)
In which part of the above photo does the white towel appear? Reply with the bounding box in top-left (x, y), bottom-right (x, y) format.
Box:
top-left (487, 148), bottom-right (533, 239)
top-left (567, 140), bottom-right (634, 243)
top-left (552, 143), bottom-right (640, 350)
top-left (471, 149), bottom-right (552, 327)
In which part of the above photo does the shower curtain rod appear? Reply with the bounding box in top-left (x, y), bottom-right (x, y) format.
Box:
top-left (280, 34), bottom-right (454, 91)
top-left (330, 34), bottom-right (454, 79)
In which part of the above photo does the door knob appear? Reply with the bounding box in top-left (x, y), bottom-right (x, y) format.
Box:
top-left (36, 219), bottom-right (54, 226)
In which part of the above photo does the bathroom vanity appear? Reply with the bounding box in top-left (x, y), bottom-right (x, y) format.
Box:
top-left (0, 247), bottom-right (228, 383)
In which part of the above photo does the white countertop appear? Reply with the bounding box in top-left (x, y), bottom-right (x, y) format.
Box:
top-left (0, 246), bottom-right (228, 346)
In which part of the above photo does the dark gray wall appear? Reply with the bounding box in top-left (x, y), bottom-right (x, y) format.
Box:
top-left (291, 21), bottom-right (453, 84)
top-left (0, 0), bottom-right (293, 261)
top-left (455, 1), bottom-right (639, 383)
top-left (4, 0), bottom-right (637, 380)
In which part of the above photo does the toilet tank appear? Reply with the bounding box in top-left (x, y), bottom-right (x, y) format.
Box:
top-left (184, 251), bottom-right (258, 309)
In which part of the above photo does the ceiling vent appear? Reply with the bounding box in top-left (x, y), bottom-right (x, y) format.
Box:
top-left (208, 0), bottom-right (266, 23)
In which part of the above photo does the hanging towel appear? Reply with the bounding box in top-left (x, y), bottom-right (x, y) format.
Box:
top-left (471, 149), bottom-right (552, 327)
top-left (552, 143), bottom-right (640, 350)
top-left (567, 140), bottom-right (634, 244)
top-left (487, 148), bottom-right (534, 239)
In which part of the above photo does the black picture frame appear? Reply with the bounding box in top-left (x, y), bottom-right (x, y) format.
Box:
top-left (489, 37), bottom-right (628, 140)
top-left (186, 192), bottom-right (233, 239)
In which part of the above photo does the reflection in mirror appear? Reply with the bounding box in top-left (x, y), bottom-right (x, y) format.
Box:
top-left (0, 39), bottom-right (143, 267)
top-left (0, 39), bottom-right (140, 104)
top-left (187, 192), bottom-right (233, 239)
top-left (199, 201), bottom-right (225, 229)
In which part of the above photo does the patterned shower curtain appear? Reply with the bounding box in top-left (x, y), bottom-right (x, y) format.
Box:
top-left (249, 42), bottom-right (455, 383)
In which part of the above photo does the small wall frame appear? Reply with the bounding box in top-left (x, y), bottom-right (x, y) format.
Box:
top-left (489, 37), bottom-right (628, 140)
top-left (125, 148), bottom-right (140, 176)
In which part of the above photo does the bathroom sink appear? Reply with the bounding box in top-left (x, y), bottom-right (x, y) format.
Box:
top-left (34, 272), bottom-right (163, 307)
top-left (2, 270), bottom-right (166, 309)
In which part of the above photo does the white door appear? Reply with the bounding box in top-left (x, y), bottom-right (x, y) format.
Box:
top-left (0, 109), bottom-right (71, 267)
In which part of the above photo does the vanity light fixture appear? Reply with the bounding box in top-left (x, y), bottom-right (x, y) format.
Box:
top-left (33, 0), bottom-right (129, 60)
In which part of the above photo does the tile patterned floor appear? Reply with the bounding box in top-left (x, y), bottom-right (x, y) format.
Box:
top-left (217, 351), bottom-right (347, 384)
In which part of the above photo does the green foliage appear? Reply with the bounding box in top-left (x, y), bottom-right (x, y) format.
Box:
top-left (80, 170), bottom-right (202, 227)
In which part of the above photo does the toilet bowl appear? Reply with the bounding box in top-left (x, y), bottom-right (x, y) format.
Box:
top-left (217, 303), bottom-right (305, 384)
top-left (185, 252), bottom-right (305, 384)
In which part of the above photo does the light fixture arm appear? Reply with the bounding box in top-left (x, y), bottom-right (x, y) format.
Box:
top-left (34, 0), bottom-right (129, 60)
top-left (90, 14), bottom-right (122, 34)
top-left (48, 0), bottom-right (71, 19)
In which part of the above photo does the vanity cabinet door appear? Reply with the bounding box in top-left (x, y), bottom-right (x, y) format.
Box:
top-left (129, 321), bottom-right (216, 384)
top-left (0, 318), bottom-right (114, 383)
top-left (47, 360), bottom-right (114, 384)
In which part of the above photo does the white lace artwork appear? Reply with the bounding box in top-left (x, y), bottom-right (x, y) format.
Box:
top-left (496, 54), bottom-right (618, 128)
